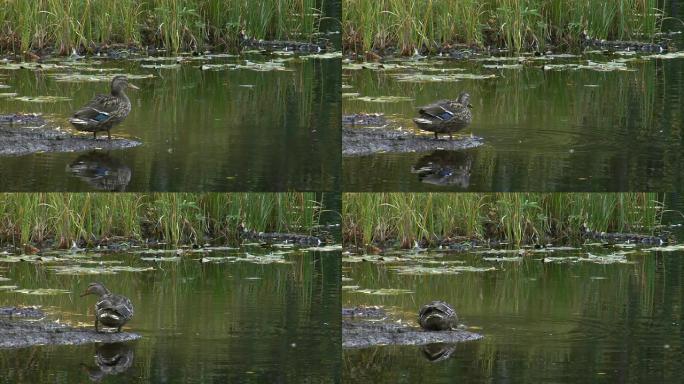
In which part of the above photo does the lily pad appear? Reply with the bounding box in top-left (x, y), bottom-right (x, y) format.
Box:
top-left (200, 61), bottom-right (291, 72)
top-left (342, 62), bottom-right (406, 71)
top-left (300, 52), bottom-right (343, 60)
top-left (393, 73), bottom-right (496, 82)
top-left (48, 265), bottom-right (155, 275)
top-left (14, 288), bottom-right (70, 295)
top-left (140, 256), bottom-right (181, 262)
top-left (13, 96), bottom-right (71, 103)
top-left (0, 285), bottom-right (19, 290)
top-left (391, 265), bottom-right (496, 275)
top-left (483, 64), bottom-right (523, 69)
top-left (51, 73), bottom-right (154, 82)
top-left (645, 52), bottom-right (684, 60)
top-left (302, 244), bottom-right (342, 252)
top-left (342, 285), bottom-right (361, 290)
top-left (354, 96), bottom-right (413, 103)
top-left (483, 256), bottom-right (523, 262)
top-left (141, 63), bottom-right (181, 69)
top-left (353, 288), bottom-right (414, 295)
top-left (643, 244), bottom-right (684, 252)
top-left (0, 92), bottom-right (18, 97)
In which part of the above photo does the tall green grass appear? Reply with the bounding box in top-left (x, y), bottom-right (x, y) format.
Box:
top-left (343, 0), bottom-right (662, 54)
top-left (0, 193), bottom-right (323, 247)
top-left (0, 0), bottom-right (325, 54)
top-left (343, 193), bottom-right (664, 247)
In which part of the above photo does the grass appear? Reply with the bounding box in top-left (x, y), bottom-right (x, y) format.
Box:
top-left (343, 0), bottom-right (663, 54)
top-left (0, 0), bottom-right (328, 54)
top-left (0, 193), bottom-right (325, 247)
top-left (343, 193), bottom-right (664, 247)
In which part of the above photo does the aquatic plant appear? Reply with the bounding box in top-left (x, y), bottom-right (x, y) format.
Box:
top-left (0, 0), bottom-right (328, 53)
top-left (343, 193), bottom-right (664, 247)
top-left (343, 0), bottom-right (663, 54)
top-left (0, 193), bottom-right (326, 246)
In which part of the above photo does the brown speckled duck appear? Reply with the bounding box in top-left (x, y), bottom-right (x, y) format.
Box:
top-left (413, 92), bottom-right (473, 139)
top-left (81, 282), bottom-right (134, 332)
top-left (69, 76), bottom-right (138, 139)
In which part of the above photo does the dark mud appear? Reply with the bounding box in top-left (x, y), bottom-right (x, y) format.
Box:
top-left (581, 226), bottom-right (672, 245)
top-left (241, 230), bottom-right (323, 246)
top-left (0, 116), bottom-right (142, 156)
top-left (0, 312), bottom-right (140, 349)
top-left (0, 306), bottom-right (45, 318)
top-left (342, 113), bottom-right (388, 127)
top-left (342, 319), bottom-right (482, 349)
top-left (342, 306), bottom-right (482, 349)
top-left (343, 127), bottom-right (483, 156)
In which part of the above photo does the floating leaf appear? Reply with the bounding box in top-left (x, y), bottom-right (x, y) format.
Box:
top-left (645, 52), bottom-right (684, 60)
top-left (342, 285), bottom-right (361, 290)
top-left (0, 277), bottom-right (10, 281)
top-left (643, 244), bottom-right (684, 252)
top-left (14, 288), bottom-right (70, 295)
top-left (140, 257), bottom-right (181, 262)
top-left (483, 256), bottom-right (523, 262)
top-left (49, 265), bottom-right (155, 275)
top-left (483, 64), bottom-right (523, 69)
top-left (302, 244), bottom-right (342, 252)
top-left (300, 52), bottom-right (343, 59)
top-left (0, 285), bottom-right (18, 290)
top-left (141, 63), bottom-right (181, 69)
top-left (342, 62), bottom-right (406, 71)
top-left (393, 73), bottom-right (496, 82)
top-left (0, 62), bottom-right (65, 70)
top-left (51, 73), bottom-right (154, 82)
top-left (354, 95), bottom-right (413, 103)
top-left (391, 265), bottom-right (496, 275)
top-left (0, 92), bottom-right (18, 97)
top-left (353, 288), bottom-right (413, 295)
top-left (13, 96), bottom-right (71, 103)
top-left (200, 61), bottom-right (291, 72)
top-left (342, 92), bottom-right (360, 98)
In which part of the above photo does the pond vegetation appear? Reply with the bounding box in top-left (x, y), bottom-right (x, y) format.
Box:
top-left (343, 193), bottom-right (664, 247)
top-left (0, 0), bottom-right (333, 54)
top-left (0, 192), bottom-right (329, 247)
top-left (343, 0), bottom-right (664, 54)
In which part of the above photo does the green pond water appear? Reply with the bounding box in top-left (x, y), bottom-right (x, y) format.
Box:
top-left (0, 246), bottom-right (341, 383)
top-left (343, 37), bottom-right (684, 191)
top-left (342, 244), bottom-right (684, 383)
top-left (0, 52), bottom-right (341, 191)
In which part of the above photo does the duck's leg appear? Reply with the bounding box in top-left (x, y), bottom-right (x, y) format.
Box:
top-left (117, 325), bottom-right (122, 333)
top-left (93, 131), bottom-right (97, 139)
top-left (95, 316), bottom-right (99, 332)
top-left (449, 133), bottom-right (453, 140)
top-left (434, 132), bottom-right (438, 139)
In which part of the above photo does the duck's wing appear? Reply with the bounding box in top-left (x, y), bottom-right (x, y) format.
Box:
top-left (71, 94), bottom-right (120, 123)
top-left (97, 294), bottom-right (134, 319)
top-left (418, 100), bottom-right (455, 120)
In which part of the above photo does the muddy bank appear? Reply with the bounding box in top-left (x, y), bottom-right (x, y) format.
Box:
top-left (241, 230), bottom-right (323, 246)
top-left (581, 226), bottom-right (672, 245)
top-left (343, 127), bottom-right (483, 156)
top-left (342, 306), bottom-right (482, 349)
top-left (0, 307), bottom-right (140, 349)
top-left (0, 117), bottom-right (142, 156)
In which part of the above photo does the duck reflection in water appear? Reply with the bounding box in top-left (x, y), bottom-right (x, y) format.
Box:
top-left (421, 343), bottom-right (457, 362)
top-left (67, 151), bottom-right (132, 191)
top-left (411, 150), bottom-right (473, 188)
top-left (82, 342), bottom-right (134, 382)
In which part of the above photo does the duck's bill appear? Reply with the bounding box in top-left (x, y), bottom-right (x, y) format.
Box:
top-left (128, 84), bottom-right (140, 90)
top-left (80, 291), bottom-right (89, 297)
top-left (467, 103), bottom-right (473, 109)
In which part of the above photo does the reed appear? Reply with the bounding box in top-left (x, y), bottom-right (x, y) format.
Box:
top-left (343, 0), bottom-right (662, 54)
top-left (0, 0), bottom-right (325, 53)
top-left (0, 193), bottom-right (323, 247)
top-left (343, 193), bottom-right (664, 247)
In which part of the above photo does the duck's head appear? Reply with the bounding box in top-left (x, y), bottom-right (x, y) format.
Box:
top-left (457, 92), bottom-right (472, 109)
top-left (80, 282), bottom-right (110, 297)
top-left (110, 76), bottom-right (139, 95)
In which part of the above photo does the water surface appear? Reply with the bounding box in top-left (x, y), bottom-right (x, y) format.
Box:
top-left (0, 247), bottom-right (341, 383)
top-left (343, 20), bottom-right (684, 191)
top-left (343, 245), bottom-right (684, 383)
top-left (0, 52), bottom-right (340, 191)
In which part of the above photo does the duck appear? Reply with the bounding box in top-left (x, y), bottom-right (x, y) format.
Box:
top-left (418, 301), bottom-right (458, 331)
top-left (69, 76), bottom-right (138, 139)
top-left (80, 282), bottom-right (134, 332)
top-left (413, 92), bottom-right (473, 139)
